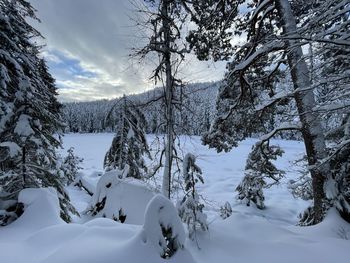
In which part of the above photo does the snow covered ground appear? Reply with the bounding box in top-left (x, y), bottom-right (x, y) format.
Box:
top-left (0, 133), bottom-right (349, 263)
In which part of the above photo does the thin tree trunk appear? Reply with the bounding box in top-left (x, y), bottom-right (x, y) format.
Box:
top-left (276, 0), bottom-right (330, 223)
top-left (22, 146), bottom-right (26, 188)
top-left (161, 0), bottom-right (174, 199)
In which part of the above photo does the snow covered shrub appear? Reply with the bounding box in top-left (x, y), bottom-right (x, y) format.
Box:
top-left (60, 147), bottom-right (83, 185)
top-left (141, 194), bottom-right (185, 258)
top-left (236, 173), bottom-right (266, 209)
top-left (178, 153), bottom-right (208, 240)
top-left (104, 95), bottom-right (151, 179)
top-left (236, 142), bottom-right (284, 209)
top-left (86, 170), bottom-right (154, 224)
top-left (220, 201), bottom-right (233, 219)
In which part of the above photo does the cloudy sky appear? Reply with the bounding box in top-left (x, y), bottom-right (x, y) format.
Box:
top-left (29, 0), bottom-right (226, 102)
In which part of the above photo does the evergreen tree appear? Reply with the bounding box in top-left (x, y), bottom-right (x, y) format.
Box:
top-left (0, 0), bottom-right (77, 224)
top-left (104, 95), bottom-right (151, 179)
top-left (177, 153), bottom-right (208, 240)
top-left (60, 147), bottom-right (83, 186)
top-left (183, 0), bottom-right (350, 224)
top-left (236, 142), bottom-right (284, 209)
top-left (219, 201), bottom-right (232, 219)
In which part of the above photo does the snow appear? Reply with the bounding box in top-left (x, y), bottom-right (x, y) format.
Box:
top-left (0, 133), bottom-right (349, 263)
top-left (140, 194), bottom-right (186, 257)
top-left (0, 141), bottom-right (21, 157)
top-left (87, 169), bottom-right (155, 224)
top-left (14, 114), bottom-right (34, 137)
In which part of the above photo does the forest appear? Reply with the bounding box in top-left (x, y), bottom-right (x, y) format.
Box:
top-left (0, 0), bottom-right (349, 263)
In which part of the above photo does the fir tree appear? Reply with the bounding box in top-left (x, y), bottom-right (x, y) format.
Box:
top-left (60, 147), bottom-right (83, 186)
top-left (0, 0), bottom-right (77, 223)
top-left (236, 142), bottom-right (284, 209)
top-left (219, 201), bottom-right (232, 219)
top-left (104, 95), bottom-right (150, 179)
top-left (177, 153), bottom-right (208, 240)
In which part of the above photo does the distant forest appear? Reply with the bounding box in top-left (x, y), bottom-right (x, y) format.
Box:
top-left (62, 82), bottom-right (219, 135)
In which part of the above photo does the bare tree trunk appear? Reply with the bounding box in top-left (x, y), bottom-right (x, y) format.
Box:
top-left (275, 0), bottom-right (330, 223)
top-left (161, 0), bottom-right (174, 199)
top-left (22, 146), bottom-right (26, 188)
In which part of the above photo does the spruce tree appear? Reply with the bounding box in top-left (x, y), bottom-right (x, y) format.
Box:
top-left (177, 153), bottom-right (208, 240)
top-left (236, 142), bottom-right (284, 209)
top-left (104, 95), bottom-right (151, 179)
top-left (0, 0), bottom-right (77, 224)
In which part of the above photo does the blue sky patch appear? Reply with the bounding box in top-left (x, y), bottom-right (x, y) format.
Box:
top-left (44, 49), bottom-right (97, 88)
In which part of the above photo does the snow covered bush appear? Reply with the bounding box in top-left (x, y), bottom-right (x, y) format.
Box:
top-left (104, 95), bottom-right (151, 179)
top-left (236, 142), bottom-right (284, 209)
top-left (60, 147), bottom-right (83, 185)
top-left (140, 194), bottom-right (185, 259)
top-left (177, 153), bottom-right (208, 240)
top-left (86, 169), bottom-right (154, 224)
top-left (236, 173), bottom-right (266, 209)
top-left (220, 201), bottom-right (233, 219)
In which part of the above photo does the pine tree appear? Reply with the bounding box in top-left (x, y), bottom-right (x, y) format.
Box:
top-left (177, 153), bottom-right (208, 240)
top-left (183, 0), bottom-right (350, 224)
top-left (104, 95), bottom-right (151, 179)
top-left (0, 0), bottom-right (77, 224)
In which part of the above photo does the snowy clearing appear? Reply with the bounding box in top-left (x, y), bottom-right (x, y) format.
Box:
top-left (0, 133), bottom-right (349, 263)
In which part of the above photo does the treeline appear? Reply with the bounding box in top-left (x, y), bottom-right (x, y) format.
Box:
top-left (62, 82), bottom-right (219, 135)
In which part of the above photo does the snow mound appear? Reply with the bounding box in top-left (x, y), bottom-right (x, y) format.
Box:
top-left (140, 194), bottom-right (186, 258)
top-left (87, 170), bottom-right (154, 224)
top-left (16, 188), bottom-right (64, 229)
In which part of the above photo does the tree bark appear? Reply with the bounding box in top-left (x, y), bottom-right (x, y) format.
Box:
top-left (275, 0), bottom-right (330, 223)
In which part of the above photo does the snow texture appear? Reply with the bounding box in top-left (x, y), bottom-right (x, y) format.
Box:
top-left (87, 169), bottom-right (154, 224)
top-left (140, 194), bottom-right (186, 258)
top-left (1, 134), bottom-right (348, 263)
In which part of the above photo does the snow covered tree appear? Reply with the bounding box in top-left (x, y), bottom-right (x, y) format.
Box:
top-left (177, 153), bottom-right (208, 240)
top-left (104, 95), bottom-right (150, 179)
top-left (141, 194), bottom-right (186, 258)
top-left (133, 0), bottom-right (189, 198)
top-left (236, 142), bottom-right (284, 209)
top-left (185, 0), bottom-right (349, 224)
top-left (0, 0), bottom-right (77, 223)
top-left (60, 147), bottom-right (83, 185)
top-left (219, 201), bottom-right (232, 219)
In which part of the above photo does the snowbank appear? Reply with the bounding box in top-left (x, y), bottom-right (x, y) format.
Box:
top-left (14, 188), bottom-right (63, 230)
top-left (87, 170), bottom-right (155, 224)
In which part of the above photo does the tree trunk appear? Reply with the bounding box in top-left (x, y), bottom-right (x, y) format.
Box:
top-left (161, 0), bottom-right (174, 199)
top-left (22, 146), bottom-right (26, 188)
top-left (275, 0), bottom-right (330, 223)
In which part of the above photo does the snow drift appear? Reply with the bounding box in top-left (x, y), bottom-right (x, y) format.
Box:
top-left (86, 169), bottom-right (155, 224)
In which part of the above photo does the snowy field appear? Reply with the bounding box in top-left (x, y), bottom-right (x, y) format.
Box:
top-left (0, 133), bottom-right (349, 263)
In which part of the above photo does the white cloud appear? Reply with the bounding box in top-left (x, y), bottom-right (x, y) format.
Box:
top-left (30, 0), bottom-right (226, 102)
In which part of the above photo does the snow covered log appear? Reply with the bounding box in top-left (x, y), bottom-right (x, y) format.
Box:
top-left (73, 174), bottom-right (95, 196)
